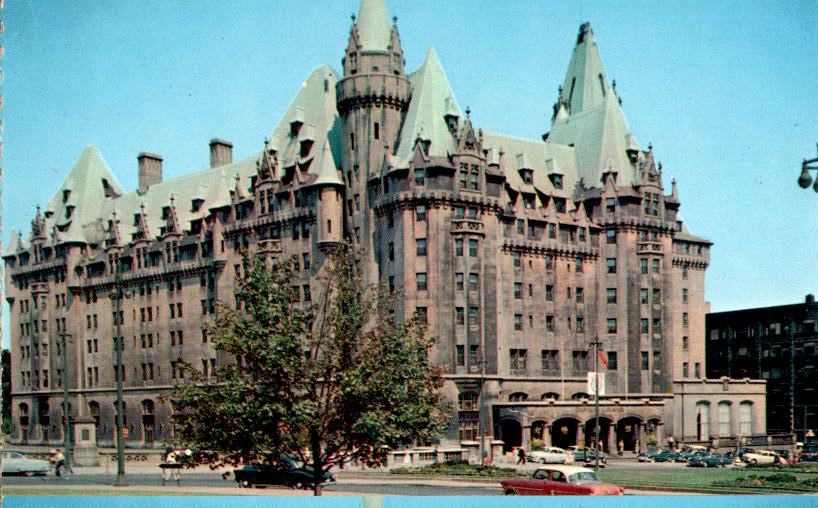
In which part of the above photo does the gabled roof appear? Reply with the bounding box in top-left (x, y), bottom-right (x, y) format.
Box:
top-left (392, 46), bottom-right (460, 169)
top-left (43, 146), bottom-right (123, 244)
top-left (267, 66), bottom-right (342, 181)
top-left (356, 0), bottom-right (391, 52)
top-left (547, 23), bottom-right (640, 187)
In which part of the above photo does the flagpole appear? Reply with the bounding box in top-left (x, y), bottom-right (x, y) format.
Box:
top-left (591, 337), bottom-right (601, 474)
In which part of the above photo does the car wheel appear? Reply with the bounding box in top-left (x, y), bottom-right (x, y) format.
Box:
top-left (504, 490), bottom-right (516, 495)
top-left (293, 481), bottom-right (305, 490)
top-left (240, 480), bottom-right (251, 488)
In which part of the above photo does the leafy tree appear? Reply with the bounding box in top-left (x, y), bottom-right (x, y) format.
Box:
top-left (170, 245), bottom-right (450, 495)
top-left (2, 349), bottom-right (11, 434)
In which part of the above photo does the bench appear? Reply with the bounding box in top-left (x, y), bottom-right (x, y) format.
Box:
top-left (159, 463), bottom-right (183, 486)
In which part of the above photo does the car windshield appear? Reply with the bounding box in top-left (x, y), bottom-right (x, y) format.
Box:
top-left (568, 471), bottom-right (599, 483)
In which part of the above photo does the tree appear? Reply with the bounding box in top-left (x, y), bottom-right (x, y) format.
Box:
top-left (2, 349), bottom-right (11, 434)
top-left (169, 245), bottom-right (450, 495)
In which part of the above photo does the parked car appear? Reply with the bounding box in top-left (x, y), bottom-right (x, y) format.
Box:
top-left (527, 447), bottom-right (574, 464)
top-left (677, 445), bottom-right (708, 462)
top-left (643, 448), bottom-right (679, 462)
top-left (570, 448), bottom-right (607, 467)
top-left (687, 453), bottom-right (732, 467)
top-left (799, 446), bottom-right (818, 462)
top-left (233, 455), bottom-right (335, 489)
top-left (742, 449), bottom-right (781, 465)
top-left (1, 451), bottom-right (51, 476)
top-left (501, 465), bottom-right (624, 495)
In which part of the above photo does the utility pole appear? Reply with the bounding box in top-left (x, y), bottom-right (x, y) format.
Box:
top-left (58, 331), bottom-right (73, 473)
top-left (111, 268), bottom-right (128, 486)
top-left (591, 337), bottom-right (601, 474)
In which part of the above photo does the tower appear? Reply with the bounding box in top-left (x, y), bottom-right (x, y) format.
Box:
top-left (336, 0), bottom-right (411, 282)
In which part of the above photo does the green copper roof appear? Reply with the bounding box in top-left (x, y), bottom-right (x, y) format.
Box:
top-left (43, 146), bottom-right (123, 244)
top-left (357, 0), bottom-right (391, 52)
top-left (547, 23), bottom-right (640, 187)
top-left (392, 46), bottom-right (460, 168)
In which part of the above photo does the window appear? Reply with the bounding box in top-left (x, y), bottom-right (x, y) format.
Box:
top-left (510, 349), bottom-right (527, 373)
top-left (606, 258), bottom-right (616, 274)
top-left (607, 288), bottom-right (617, 304)
top-left (641, 319), bottom-right (649, 334)
top-left (718, 403), bottom-right (731, 437)
top-left (652, 259), bottom-right (660, 273)
top-left (696, 403), bottom-right (710, 440)
top-left (695, 362), bottom-right (701, 378)
top-left (542, 350), bottom-right (560, 375)
top-left (416, 272), bottom-right (427, 291)
top-left (548, 223), bottom-right (556, 239)
top-left (388, 242), bottom-right (395, 261)
top-left (606, 229), bottom-right (616, 244)
top-left (416, 238), bottom-right (427, 256)
top-left (683, 312), bottom-right (689, 328)
top-left (546, 315), bottom-right (554, 332)
top-left (576, 287), bottom-right (584, 303)
top-left (469, 273), bottom-right (479, 291)
top-left (513, 252), bottom-right (521, 267)
top-left (415, 307), bottom-right (427, 324)
top-left (414, 168), bottom-right (425, 186)
top-left (640, 288), bottom-right (648, 304)
top-left (682, 288), bottom-right (688, 303)
top-left (455, 238), bottom-right (463, 256)
top-left (606, 197), bottom-right (615, 213)
top-left (303, 253), bottom-right (311, 270)
top-left (373, 122), bottom-right (379, 140)
top-left (456, 307), bottom-right (465, 325)
top-left (607, 318), bottom-right (617, 334)
top-left (416, 205), bottom-right (426, 222)
top-left (576, 316), bottom-right (584, 333)
top-left (652, 288), bottom-right (661, 305)
top-left (459, 421), bottom-right (479, 441)
top-left (468, 207), bottom-right (478, 219)
top-left (469, 239), bottom-right (478, 257)
top-left (579, 228), bottom-right (586, 242)
top-left (456, 273), bottom-right (464, 291)
top-left (739, 402), bottom-right (753, 436)
top-left (682, 336), bottom-right (688, 351)
top-left (576, 257), bottom-right (583, 273)
top-left (572, 351), bottom-right (589, 375)
top-left (682, 266), bottom-right (688, 279)
top-left (641, 351), bottom-right (649, 370)
top-left (469, 306), bottom-right (479, 326)
top-left (514, 314), bottom-right (522, 331)
top-left (607, 352), bottom-right (618, 370)
top-left (469, 344), bottom-right (479, 366)
top-left (683, 362), bottom-right (689, 378)
top-left (546, 285), bottom-right (553, 301)
top-left (514, 283), bottom-right (522, 299)
top-left (546, 254), bottom-right (554, 270)
top-left (456, 345), bottom-right (465, 366)
top-left (641, 258), bottom-right (648, 274)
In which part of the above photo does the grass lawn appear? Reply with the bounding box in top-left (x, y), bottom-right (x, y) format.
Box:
top-left (599, 466), bottom-right (818, 494)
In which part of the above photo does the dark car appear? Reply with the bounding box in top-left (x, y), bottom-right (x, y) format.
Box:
top-left (687, 453), bottom-right (732, 467)
top-left (649, 449), bottom-right (679, 462)
top-left (233, 455), bottom-right (335, 489)
top-left (570, 449), bottom-right (607, 467)
top-left (799, 447), bottom-right (818, 462)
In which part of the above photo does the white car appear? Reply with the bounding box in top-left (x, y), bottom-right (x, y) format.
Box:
top-left (1, 451), bottom-right (51, 476)
top-left (527, 447), bottom-right (574, 464)
top-left (742, 449), bottom-right (781, 465)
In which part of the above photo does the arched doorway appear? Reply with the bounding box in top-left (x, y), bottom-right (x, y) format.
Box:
top-left (551, 417), bottom-right (580, 450)
top-left (19, 403), bottom-right (30, 443)
top-left (500, 419), bottom-right (522, 453)
top-left (584, 417), bottom-right (614, 453)
top-left (615, 416), bottom-right (643, 452)
top-left (37, 401), bottom-right (50, 442)
top-left (142, 400), bottom-right (155, 445)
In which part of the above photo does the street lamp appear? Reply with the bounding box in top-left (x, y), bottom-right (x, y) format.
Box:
top-left (797, 143), bottom-right (818, 192)
top-left (590, 337), bottom-right (602, 474)
top-left (110, 269), bottom-right (129, 486)
top-left (58, 331), bottom-right (73, 474)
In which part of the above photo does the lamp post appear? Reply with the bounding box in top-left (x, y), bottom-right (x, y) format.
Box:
top-left (590, 337), bottom-right (602, 473)
top-left (58, 331), bottom-right (73, 473)
top-left (797, 143), bottom-right (818, 192)
top-left (110, 270), bottom-right (128, 486)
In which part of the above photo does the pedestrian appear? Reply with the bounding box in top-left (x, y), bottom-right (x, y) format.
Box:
top-left (483, 452), bottom-right (492, 466)
top-left (517, 447), bottom-right (526, 465)
top-left (618, 439), bottom-right (624, 456)
top-left (635, 439), bottom-right (640, 453)
top-left (49, 448), bottom-right (65, 477)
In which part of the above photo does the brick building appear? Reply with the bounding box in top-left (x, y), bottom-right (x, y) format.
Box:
top-left (5, 0), bottom-right (758, 451)
top-left (707, 295), bottom-right (818, 440)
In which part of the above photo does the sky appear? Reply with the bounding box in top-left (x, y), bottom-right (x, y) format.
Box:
top-left (2, 0), bottom-right (817, 348)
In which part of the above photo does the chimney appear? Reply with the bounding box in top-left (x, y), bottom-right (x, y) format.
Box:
top-left (209, 138), bottom-right (233, 168)
top-left (138, 152), bottom-right (163, 194)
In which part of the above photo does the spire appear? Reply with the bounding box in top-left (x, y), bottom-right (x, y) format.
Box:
top-left (356, 0), bottom-right (391, 52)
top-left (560, 23), bottom-right (612, 115)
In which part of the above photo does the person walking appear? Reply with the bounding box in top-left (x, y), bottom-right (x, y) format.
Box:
top-left (517, 448), bottom-right (526, 465)
top-left (50, 449), bottom-right (66, 477)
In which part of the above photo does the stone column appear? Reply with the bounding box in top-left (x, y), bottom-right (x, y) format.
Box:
top-left (522, 423), bottom-right (531, 452)
top-left (544, 425), bottom-right (552, 447)
top-left (578, 424), bottom-right (585, 448)
top-left (606, 424), bottom-right (614, 453)
top-left (656, 422), bottom-right (665, 447)
top-left (638, 423), bottom-right (646, 453)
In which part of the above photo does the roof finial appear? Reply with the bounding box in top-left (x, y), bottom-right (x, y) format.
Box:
top-left (351, 13), bottom-right (356, 23)
top-left (648, 143), bottom-right (653, 152)
top-left (393, 16), bottom-right (397, 25)
top-left (465, 106), bottom-right (471, 119)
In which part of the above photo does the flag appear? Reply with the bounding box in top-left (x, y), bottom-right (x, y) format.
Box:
top-left (598, 350), bottom-right (608, 369)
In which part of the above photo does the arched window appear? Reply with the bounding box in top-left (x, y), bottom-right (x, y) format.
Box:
top-left (739, 402), bottom-right (753, 436)
top-left (718, 402), bottom-right (731, 437)
top-left (571, 392), bottom-right (590, 400)
top-left (541, 392), bottom-right (560, 400)
top-left (509, 392), bottom-right (529, 402)
top-left (696, 402), bottom-right (710, 440)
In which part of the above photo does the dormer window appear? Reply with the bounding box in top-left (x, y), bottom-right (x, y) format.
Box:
top-left (65, 205), bottom-right (74, 219)
top-left (191, 198), bottom-right (204, 212)
top-left (63, 190), bottom-right (71, 203)
top-left (523, 194), bottom-right (535, 209)
top-left (553, 198), bottom-right (566, 213)
top-left (300, 139), bottom-right (313, 158)
top-left (550, 174), bottom-right (563, 189)
top-left (521, 169), bottom-right (533, 185)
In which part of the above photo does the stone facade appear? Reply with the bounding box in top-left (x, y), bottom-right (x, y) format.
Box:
top-left (6, 1), bottom-right (722, 451)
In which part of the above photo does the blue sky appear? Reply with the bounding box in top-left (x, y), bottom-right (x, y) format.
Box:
top-left (2, 0), bottom-right (817, 348)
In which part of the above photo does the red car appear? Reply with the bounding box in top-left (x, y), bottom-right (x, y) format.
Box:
top-left (501, 465), bottom-right (624, 496)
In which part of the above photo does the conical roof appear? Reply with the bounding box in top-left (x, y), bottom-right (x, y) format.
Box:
top-left (357, 0), bottom-right (391, 52)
